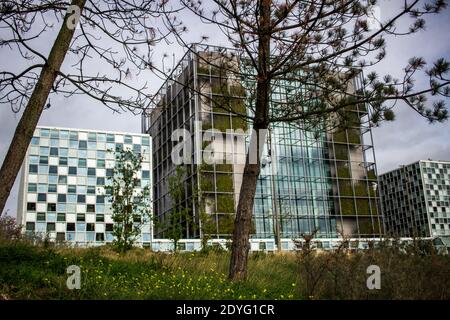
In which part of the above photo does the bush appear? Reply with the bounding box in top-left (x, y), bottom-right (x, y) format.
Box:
top-left (232, 116), bottom-right (248, 130)
top-left (367, 169), bottom-right (377, 181)
top-left (338, 179), bottom-right (353, 196)
top-left (0, 215), bottom-right (22, 242)
top-left (216, 173), bottom-right (234, 192)
top-left (200, 172), bottom-right (214, 192)
top-left (216, 163), bottom-right (233, 172)
top-left (334, 144), bottom-right (348, 160)
top-left (340, 198), bottom-right (356, 215)
top-left (337, 166), bottom-right (350, 178)
top-left (216, 194), bottom-right (235, 213)
top-left (347, 129), bottom-right (361, 144)
top-left (296, 239), bottom-right (450, 299)
top-left (213, 114), bottom-right (231, 132)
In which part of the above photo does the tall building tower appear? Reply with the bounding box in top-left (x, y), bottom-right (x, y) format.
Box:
top-left (17, 126), bottom-right (152, 247)
top-left (142, 45), bottom-right (382, 241)
top-left (379, 160), bottom-right (450, 237)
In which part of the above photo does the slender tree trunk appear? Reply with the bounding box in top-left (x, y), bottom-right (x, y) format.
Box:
top-left (0, 0), bottom-right (86, 216)
top-left (229, 0), bottom-right (271, 281)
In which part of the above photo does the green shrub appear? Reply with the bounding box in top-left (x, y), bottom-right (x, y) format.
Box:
top-left (340, 198), bottom-right (356, 215)
top-left (355, 199), bottom-right (370, 215)
top-left (202, 121), bottom-right (213, 130)
top-left (213, 97), bottom-right (247, 115)
top-left (197, 65), bottom-right (225, 76)
top-left (347, 129), bottom-right (361, 144)
top-left (367, 169), bottom-right (377, 181)
top-left (200, 173), bottom-right (214, 192)
top-left (354, 182), bottom-right (369, 197)
top-left (346, 111), bottom-right (361, 127)
top-left (197, 65), bottom-right (210, 74)
top-left (334, 144), bottom-right (348, 160)
top-left (333, 130), bottom-right (347, 143)
top-left (217, 213), bottom-right (235, 235)
top-left (338, 179), bottom-right (353, 196)
top-left (213, 114), bottom-right (231, 132)
top-left (211, 83), bottom-right (228, 95)
top-left (216, 163), bottom-right (233, 172)
top-left (229, 85), bottom-right (245, 97)
top-left (217, 194), bottom-right (235, 213)
top-left (337, 165), bottom-right (350, 178)
top-left (232, 116), bottom-right (248, 130)
top-left (201, 163), bottom-right (214, 171)
top-left (216, 173), bottom-right (234, 192)
top-left (0, 216), bottom-right (22, 242)
top-left (371, 199), bottom-right (379, 215)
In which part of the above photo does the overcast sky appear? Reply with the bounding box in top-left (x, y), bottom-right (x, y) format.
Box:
top-left (1, 0), bottom-right (449, 217)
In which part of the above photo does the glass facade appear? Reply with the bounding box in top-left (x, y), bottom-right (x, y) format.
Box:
top-left (18, 127), bottom-right (152, 246)
top-left (143, 45), bottom-right (382, 240)
top-left (380, 160), bottom-right (450, 237)
top-left (254, 124), bottom-right (337, 238)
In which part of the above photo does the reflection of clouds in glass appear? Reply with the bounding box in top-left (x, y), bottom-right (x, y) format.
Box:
top-left (367, 5), bottom-right (381, 31)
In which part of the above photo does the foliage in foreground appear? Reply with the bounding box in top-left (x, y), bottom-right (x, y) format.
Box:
top-left (0, 240), bottom-right (449, 300)
top-left (107, 149), bottom-right (150, 253)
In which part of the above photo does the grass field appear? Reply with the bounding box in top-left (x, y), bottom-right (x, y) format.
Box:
top-left (0, 240), bottom-right (449, 300)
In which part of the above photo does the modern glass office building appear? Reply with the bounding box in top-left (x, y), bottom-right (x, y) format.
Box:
top-left (142, 45), bottom-right (383, 240)
top-left (379, 160), bottom-right (450, 237)
top-left (17, 126), bottom-right (152, 246)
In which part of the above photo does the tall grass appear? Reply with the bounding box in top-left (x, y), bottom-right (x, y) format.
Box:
top-left (0, 240), bottom-right (449, 300)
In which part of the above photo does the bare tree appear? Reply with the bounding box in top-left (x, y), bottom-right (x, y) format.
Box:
top-left (161, 0), bottom-right (450, 280)
top-left (0, 0), bottom-right (169, 215)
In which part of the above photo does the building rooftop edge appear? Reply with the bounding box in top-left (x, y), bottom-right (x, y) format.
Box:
top-left (35, 125), bottom-right (150, 137)
top-left (379, 159), bottom-right (450, 176)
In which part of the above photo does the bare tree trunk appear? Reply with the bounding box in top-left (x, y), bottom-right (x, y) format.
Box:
top-left (229, 0), bottom-right (271, 281)
top-left (0, 0), bottom-right (86, 216)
